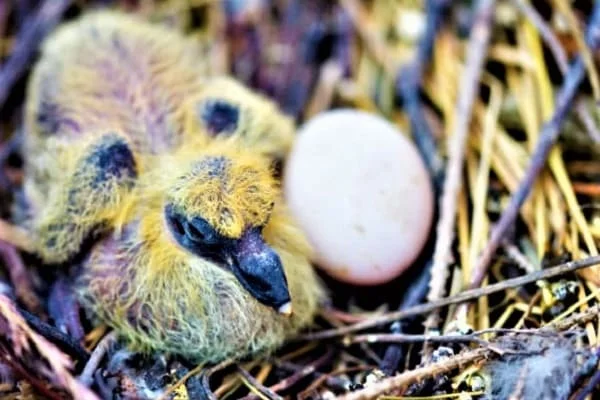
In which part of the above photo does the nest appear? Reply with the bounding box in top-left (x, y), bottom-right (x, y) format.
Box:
top-left (0, 0), bottom-right (600, 399)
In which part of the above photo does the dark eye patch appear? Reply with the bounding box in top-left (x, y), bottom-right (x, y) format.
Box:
top-left (165, 204), bottom-right (231, 263)
top-left (184, 216), bottom-right (220, 245)
top-left (200, 99), bottom-right (240, 135)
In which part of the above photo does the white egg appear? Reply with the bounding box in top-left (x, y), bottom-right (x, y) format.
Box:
top-left (284, 109), bottom-right (434, 285)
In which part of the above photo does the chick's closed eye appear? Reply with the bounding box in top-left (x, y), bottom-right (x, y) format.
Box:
top-left (165, 204), bottom-right (226, 260)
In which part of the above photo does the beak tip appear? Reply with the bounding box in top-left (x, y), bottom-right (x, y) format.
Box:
top-left (277, 302), bottom-right (293, 317)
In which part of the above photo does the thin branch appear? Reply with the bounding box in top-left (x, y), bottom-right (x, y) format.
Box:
top-left (511, 0), bottom-right (600, 142)
top-left (336, 347), bottom-right (491, 400)
top-left (17, 306), bottom-right (89, 364)
top-left (396, 0), bottom-right (450, 189)
top-left (240, 349), bottom-right (334, 400)
top-left (237, 365), bottom-right (284, 400)
top-left (544, 303), bottom-right (600, 331)
top-left (298, 255), bottom-right (600, 340)
top-left (78, 331), bottom-right (116, 386)
top-left (426, 0), bottom-right (496, 326)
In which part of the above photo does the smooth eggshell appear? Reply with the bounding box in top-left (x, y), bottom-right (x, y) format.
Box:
top-left (284, 109), bottom-right (434, 285)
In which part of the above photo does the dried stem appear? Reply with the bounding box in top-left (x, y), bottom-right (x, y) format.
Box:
top-left (299, 255), bottom-right (600, 340)
top-left (240, 349), bottom-right (334, 400)
top-left (426, 0), bottom-right (496, 328)
top-left (237, 365), bottom-right (284, 400)
top-left (396, 0), bottom-right (450, 189)
top-left (78, 331), bottom-right (116, 387)
top-left (336, 347), bottom-right (490, 400)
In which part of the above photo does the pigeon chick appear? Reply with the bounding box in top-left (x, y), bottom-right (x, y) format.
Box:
top-left (20, 11), bottom-right (324, 362)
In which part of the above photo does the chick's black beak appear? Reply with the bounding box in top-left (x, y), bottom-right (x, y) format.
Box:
top-left (229, 228), bottom-right (292, 316)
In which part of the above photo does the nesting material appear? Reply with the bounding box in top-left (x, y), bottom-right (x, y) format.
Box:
top-left (284, 109), bottom-right (434, 285)
top-left (482, 333), bottom-right (595, 400)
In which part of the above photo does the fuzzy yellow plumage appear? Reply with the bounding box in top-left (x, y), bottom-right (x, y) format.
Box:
top-left (19, 11), bottom-right (324, 362)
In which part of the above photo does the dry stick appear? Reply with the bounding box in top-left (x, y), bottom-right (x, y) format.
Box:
top-left (381, 0), bottom-right (451, 376)
top-left (17, 306), bottom-right (89, 364)
top-left (347, 333), bottom-right (490, 347)
top-left (0, 0), bottom-right (71, 108)
top-left (511, 0), bottom-right (600, 142)
top-left (348, 327), bottom-right (581, 346)
top-left (199, 360), bottom-right (234, 400)
top-left (299, 255), bottom-right (600, 340)
top-left (78, 331), bottom-right (116, 387)
top-left (545, 303), bottom-right (600, 331)
top-left (240, 349), bottom-right (334, 400)
top-left (397, 0), bottom-right (450, 189)
top-left (425, 0), bottom-right (496, 329)
top-left (469, 2), bottom-right (600, 291)
top-left (502, 240), bottom-right (539, 274)
top-left (335, 347), bottom-right (490, 400)
top-left (237, 365), bottom-right (284, 400)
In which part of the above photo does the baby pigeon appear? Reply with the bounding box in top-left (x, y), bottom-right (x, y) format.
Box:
top-left (19, 11), bottom-right (324, 362)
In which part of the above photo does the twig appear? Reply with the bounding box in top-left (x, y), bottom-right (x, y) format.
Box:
top-left (347, 332), bottom-right (490, 347)
top-left (545, 303), bottom-right (600, 331)
top-left (240, 349), bottom-right (334, 400)
top-left (396, 0), bottom-right (450, 190)
top-left (469, 2), bottom-right (600, 290)
top-left (380, 259), bottom-right (433, 375)
top-left (0, 0), bottom-right (71, 108)
top-left (17, 306), bottom-right (90, 365)
top-left (349, 327), bottom-right (578, 346)
top-left (0, 344), bottom-right (64, 400)
top-left (237, 365), bottom-right (284, 400)
top-left (502, 240), bottom-right (539, 274)
top-left (511, 0), bottom-right (600, 142)
top-left (338, 0), bottom-right (394, 75)
top-left (385, 0), bottom-right (448, 372)
top-left (78, 331), bottom-right (116, 386)
top-left (200, 360), bottom-right (234, 400)
top-left (298, 255), bottom-right (600, 340)
top-left (335, 347), bottom-right (491, 400)
top-left (426, 0), bottom-right (496, 327)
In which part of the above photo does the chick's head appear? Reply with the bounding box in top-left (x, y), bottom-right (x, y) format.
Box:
top-left (161, 143), bottom-right (293, 313)
top-left (83, 139), bottom-right (323, 361)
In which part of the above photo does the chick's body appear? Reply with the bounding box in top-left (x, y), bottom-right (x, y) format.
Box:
top-left (21, 12), bottom-right (323, 362)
